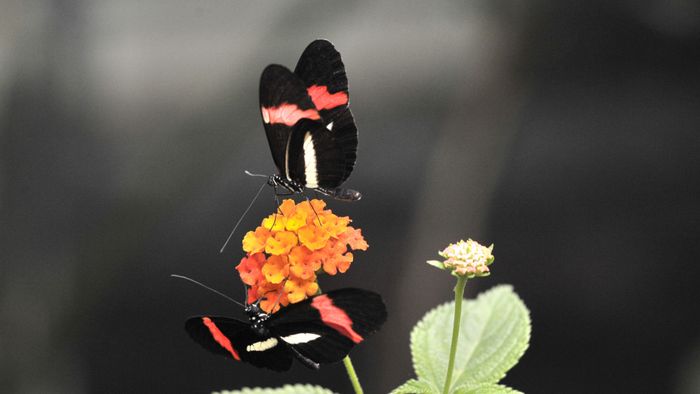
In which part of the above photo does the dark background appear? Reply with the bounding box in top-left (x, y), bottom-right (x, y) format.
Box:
top-left (2, 1), bottom-right (699, 393)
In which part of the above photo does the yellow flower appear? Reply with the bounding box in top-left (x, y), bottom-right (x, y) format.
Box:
top-left (285, 209), bottom-right (308, 231)
top-left (242, 226), bottom-right (270, 254)
top-left (261, 214), bottom-right (286, 232)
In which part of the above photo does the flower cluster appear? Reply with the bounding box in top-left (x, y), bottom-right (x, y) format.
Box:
top-left (428, 239), bottom-right (494, 278)
top-left (236, 199), bottom-right (368, 312)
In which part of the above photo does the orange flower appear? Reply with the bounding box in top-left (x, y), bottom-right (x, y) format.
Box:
top-left (246, 286), bottom-right (258, 304)
top-left (288, 245), bottom-right (321, 280)
top-left (247, 283), bottom-right (289, 313)
top-left (277, 199), bottom-right (297, 217)
top-left (260, 291), bottom-right (289, 313)
top-left (236, 253), bottom-right (265, 286)
top-left (236, 198), bottom-right (369, 313)
top-left (242, 226), bottom-right (271, 254)
top-left (319, 212), bottom-right (350, 238)
top-left (296, 199), bottom-right (327, 219)
top-left (297, 224), bottom-right (330, 250)
top-left (340, 226), bottom-right (369, 251)
top-left (316, 238), bottom-right (354, 275)
top-left (262, 255), bottom-right (289, 284)
top-left (285, 209), bottom-right (308, 231)
top-left (284, 275), bottom-right (319, 303)
top-left (265, 231), bottom-right (297, 255)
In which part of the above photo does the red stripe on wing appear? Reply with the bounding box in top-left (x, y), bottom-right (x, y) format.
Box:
top-left (202, 317), bottom-right (241, 361)
top-left (307, 85), bottom-right (348, 111)
top-left (261, 104), bottom-right (320, 126)
top-left (311, 294), bottom-right (363, 344)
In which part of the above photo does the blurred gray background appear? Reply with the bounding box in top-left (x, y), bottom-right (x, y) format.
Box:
top-left (2, 1), bottom-right (700, 393)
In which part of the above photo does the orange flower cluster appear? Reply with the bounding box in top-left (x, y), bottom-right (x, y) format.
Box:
top-left (236, 199), bottom-right (368, 313)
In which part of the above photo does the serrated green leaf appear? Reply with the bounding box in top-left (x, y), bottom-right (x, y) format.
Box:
top-left (410, 285), bottom-right (530, 391)
top-left (411, 301), bottom-right (453, 385)
top-left (390, 379), bottom-right (440, 394)
top-left (453, 383), bottom-right (522, 394)
top-left (213, 384), bottom-right (336, 394)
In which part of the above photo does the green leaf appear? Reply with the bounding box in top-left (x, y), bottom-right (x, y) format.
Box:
top-left (390, 379), bottom-right (440, 394)
top-left (426, 260), bottom-right (447, 270)
top-left (453, 383), bottom-right (522, 394)
top-left (410, 285), bottom-right (530, 391)
top-left (213, 384), bottom-right (336, 394)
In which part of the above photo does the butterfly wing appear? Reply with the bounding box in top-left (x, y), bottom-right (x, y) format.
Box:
top-left (267, 288), bottom-right (387, 367)
top-left (259, 65), bottom-right (321, 177)
top-left (185, 316), bottom-right (294, 371)
top-left (294, 39), bottom-right (350, 120)
top-left (294, 40), bottom-right (358, 184)
top-left (284, 118), bottom-right (349, 190)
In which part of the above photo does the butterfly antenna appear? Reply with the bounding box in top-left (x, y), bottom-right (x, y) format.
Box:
top-left (219, 181), bottom-right (267, 253)
top-left (245, 170), bottom-right (269, 178)
top-left (170, 274), bottom-right (246, 308)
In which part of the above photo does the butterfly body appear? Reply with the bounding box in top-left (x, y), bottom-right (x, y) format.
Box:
top-left (185, 288), bottom-right (386, 371)
top-left (244, 303), bottom-right (272, 337)
top-left (266, 174), bottom-right (304, 195)
top-left (259, 40), bottom-right (361, 201)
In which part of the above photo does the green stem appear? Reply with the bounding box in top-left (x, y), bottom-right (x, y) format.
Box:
top-left (343, 355), bottom-right (364, 394)
top-left (443, 275), bottom-right (468, 394)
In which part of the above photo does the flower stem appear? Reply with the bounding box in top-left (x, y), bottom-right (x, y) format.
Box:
top-left (343, 355), bottom-right (364, 394)
top-left (443, 275), bottom-right (468, 394)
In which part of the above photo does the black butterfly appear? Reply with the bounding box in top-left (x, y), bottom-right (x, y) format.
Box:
top-left (185, 288), bottom-right (387, 371)
top-left (259, 39), bottom-right (360, 201)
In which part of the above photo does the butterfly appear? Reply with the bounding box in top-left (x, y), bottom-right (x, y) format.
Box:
top-left (185, 288), bottom-right (387, 371)
top-left (259, 39), bottom-right (361, 201)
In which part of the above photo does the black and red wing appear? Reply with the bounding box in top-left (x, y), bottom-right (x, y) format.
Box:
top-left (185, 316), bottom-right (294, 371)
top-left (266, 288), bottom-right (387, 366)
top-left (294, 39), bottom-right (350, 121)
top-left (259, 64), bottom-right (321, 177)
top-left (294, 40), bottom-right (358, 184)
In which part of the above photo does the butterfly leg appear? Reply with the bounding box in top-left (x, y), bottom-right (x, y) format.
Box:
top-left (273, 190), bottom-right (297, 197)
top-left (266, 286), bottom-right (286, 312)
top-left (287, 345), bottom-right (320, 370)
top-left (315, 187), bottom-right (362, 202)
top-left (267, 185), bottom-right (283, 230)
top-left (303, 194), bottom-right (324, 228)
top-left (241, 282), bottom-right (250, 305)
